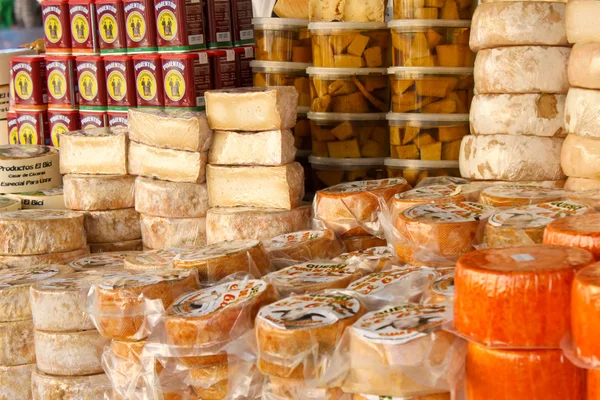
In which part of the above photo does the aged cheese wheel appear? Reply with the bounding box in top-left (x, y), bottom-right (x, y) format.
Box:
top-left (460, 135), bottom-right (565, 181)
top-left (59, 127), bottom-right (128, 175)
top-left (82, 208), bottom-right (141, 244)
top-left (589, 369), bottom-right (600, 400)
top-left (486, 200), bottom-right (590, 248)
top-left (63, 174), bottom-right (136, 211)
top-left (314, 179), bottom-right (411, 238)
top-left (342, 236), bottom-right (386, 252)
top-left (69, 251), bottom-right (140, 272)
top-left (474, 46), bottom-right (570, 94)
top-left (334, 246), bottom-right (397, 273)
top-left (571, 264), bottom-right (600, 365)
top-left (565, 177), bottom-right (600, 192)
top-left (565, 89), bottom-right (600, 140)
top-left (466, 343), bottom-right (585, 400)
top-left (6, 187), bottom-right (65, 211)
top-left (171, 240), bottom-right (272, 281)
top-left (140, 215), bottom-right (207, 249)
top-left (568, 43), bottom-right (600, 90)
top-left (470, 94), bottom-right (566, 137)
top-left (262, 230), bottom-right (344, 267)
top-left (479, 185), bottom-right (565, 207)
top-left (89, 240), bottom-right (143, 253)
top-left (31, 369), bottom-right (110, 400)
top-left (0, 146), bottom-right (62, 194)
top-left (0, 246), bottom-right (89, 268)
top-left (568, 190), bottom-right (600, 212)
top-left (0, 319), bottom-right (35, 365)
top-left (0, 363), bottom-right (34, 400)
top-left (123, 249), bottom-right (185, 270)
top-left (206, 205), bottom-right (312, 244)
top-left (135, 177), bottom-right (209, 218)
top-left (188, 363), bottom-right (229, 400)
top-left (256, 293), bottom-right (366, 379)
top-left (353, 394), bottom-right (450, 400)
top-left (391, 184), bottom-right (469, 217)
top-left (267, 376), bottom-right (345, 400)
top-left (544, 214), bottom-right (600, 259)
top-left (566, 0), bottom-right (600, 44)
top-left (266, 261), bottom-right (363, 296)
top-left (455, 245), bottom-right (593, 347)
top-left (209, 129), bottom-right (296, 166)
top-left (0, 210), bottom-right (87, 255)
top-left (0, 196), bottom-right (20, 212)
top-left (344, 304), bottom-right (458, 398)
top-left (470, 2), bottom-right (567, 52)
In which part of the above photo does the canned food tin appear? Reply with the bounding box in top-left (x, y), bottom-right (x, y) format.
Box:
top-left (97, 0), bottom-right (128, 55)
top-left (7, 111), bottom-right (18, 144)
top-left (161, 51), bottom-right (211, 110)
top-left (45, 55), bottom-right (78, 109)
top-left (207, 49), bottom-right (236, 89)
top-left (124, 0), bottom-right (158, 53)
top-left (69, 0), bottom-right (99, 54)
top-left (204, 0), bottom-right (233, 49)
top-left (104, 55), bottom-right (137, 109)
top-left (107, 110), bottom-right (128, 127)
top-left (0, 85), bottom-right (8, 119)
top-left (133, 54), bottom-right (164, 108)
top-left (42, 0), bottom-right (73, 54)
top-left (76, 56), bottom-right (107, 109)
top-left (80, 109), bottom-right (108, 129)
top-left (11, 56), bottom-right (47, 110)
top-left (230, 0), bottom-right (253, 46)
top-left (155, 0), bottom-right (207, 53)
top-left (235, 46), bottom-right (254, 87)
top-left (16, 109), bottom-right (49, 145)
top-left (48, 108), bottom-right (80, 147)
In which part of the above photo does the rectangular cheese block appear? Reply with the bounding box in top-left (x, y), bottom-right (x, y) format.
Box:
top-left (309, 0), bottom-right (385, 21)
top-left (59, 127), bottom-right (128, 175)
top-left (207, 163), bottom-right (305, 209)
top-left (208, 129), bottom-right (296, 166)
top-left (128, 141), bottom-right (208, 183)
top-left (127, 109), bottom-right (213, 152)
top-left (205, 87), bottom-right (298, 131)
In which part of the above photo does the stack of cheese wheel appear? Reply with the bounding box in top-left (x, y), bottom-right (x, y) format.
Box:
top-left (262, 229), bottom-right (344, 268)
top-left (0, 265), bottom-right (73, 399)
top-left (454, 245), bottom-right (591, 399)
top-left (461, 2), bottom-right (569, 183)
top-left (126, 109), bottom-right (213, 249)
top-left (60, 126), bottom-right (142, 253)
top-left (562, 2), bottom-right (600, 191)
top-left (544, 214), bottom-right (600, 259)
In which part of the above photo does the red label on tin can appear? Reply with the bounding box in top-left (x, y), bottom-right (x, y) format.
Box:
top-left (208, 49), bottom-right (236, 89)
top-left (16, 110), bottom-right (49, 146)
top-left (124, 0), bottom-right (158, 53)
top-left (204, 0), bottom-right (233, 49)
top-left (46, 55), bottom-right (79, 109)
top-left (161, 51), bottom-right (211, 110)
top-left (48, 109), bottom-right (80, 147)
top-left (11, 56), bottom-right (48, 109)
top-left (97, 0), bottom-right (128, 54)
top-left (133, 54), bottom-right (164, 107)
top-left (105, 56), bottom-right (137, 109)
top-left (80, 110), bottom-right (108, 129)
top-left (107, 110), bottom-right (128, 127)
top-left (76, 56), bottom-right (107, 109)
top-left (7, 111), bottom-right (18, 145)
top-left (235, 46), bottom-right (254, 87)
top-left (43, 0), bottom-right (73, 54)
top-left (230, 0), bottom-right (253, 46)
top-left (70, 0), bottom-right (99, 54)
top-left (155, 0), bottom-right (206, 53)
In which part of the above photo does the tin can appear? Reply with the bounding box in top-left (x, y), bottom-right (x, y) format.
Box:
top-left (124, 0), bottom-right (158, 53)
top-left (204, 0), bottom-right (233, 49)
top-left (80, 109), bottom-right (108, 129)
top-left (46, 55), bottom-right (79, 109)
top-left (48, 108), bottom-right (80, 147)
top-left (76, 56), bottom-right (107, 110)
top-left (104, 55), bottom-right (136, 109)
top-left (7, 111), bottom-right (18, 145)
top-left (16, 109), bottom-right (49, 145)
top-left (235, 46), bottom-right (253, 87)
top-left (230, 0), bottom-right (253, 47)
top-left (11, 56), bottom-right (48, 110)
top-left (69, 0), bottom-right (99, 55)
top-left (207, 49), bottom-right (236, 89)
top-left (107, 110), bottom-right (128, 127)
top-left (161, 51), bottom-right (211, 110)
top-left (42, 0), bottom-right (73, 54)
top-left (0, 85), bottom-right (9, 119)
top-left (133, 54), bottom-right (164, 108)
top-left (97, 0), bottom-right (128, 55)
top-left (155, 0), bottom-right (206, 53)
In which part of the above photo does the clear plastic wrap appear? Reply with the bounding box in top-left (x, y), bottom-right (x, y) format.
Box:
top-left (568, 189), bottom-right (600, 211)
top-left (478, 185), bottom-right (565, 208)
top-left (341, 236), bottom-right (386, 252)
top-left (390, 183), bottom-right (469, 216)
top-left (393, 0), bottom-right (473, 19)
top-left (565, 0), bottom-right (600, 43)
top-left (453, 245), bottom-right (594, 348)
top-left (253, 18), bottom-right (311, 63)
top-left (69, 251), bottom-right (141, 272)
top-left (82, 208), bottom-right (142, 244)
top-left (124, 249), bottom-right (186, 271)
top-left (251, 61), bottom-right (311, 107)
top-left (568, 43), bottom-right (600, 90)
top-left (134, 177), bottom-right (209, 219)
top-left (544, 214), bottom-right (600, 259)
top-left (140, 215), bottom-right (207, 250)
top-left (421, 270), bottom-right (455, 306)
top-left (63, 174), bottom-right (136, 211)
top-left (386, 159), bottom-right (461, 187)
top-left (262, 376), bottom-right (347, 400)
top-left (263, 229), bottom-right (344, 268)
top-left (31, 369), bottom-right (110, 400)
top-left (310, 157), bottom-right (387, 191)
top-left (309, 1), bottom-right (385, 23)
top-left (333, 246), bottom-right (397, 273)
top-left (187, 358), bottom-right (264, 400)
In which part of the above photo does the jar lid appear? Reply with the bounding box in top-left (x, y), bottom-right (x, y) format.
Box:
top-left (384, 158), bottom-right (460, 169)
top-left (308, 112), bottom-right (388, 122)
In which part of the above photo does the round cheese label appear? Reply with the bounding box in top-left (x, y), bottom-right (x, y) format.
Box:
top-left (164, 70), bottom-right (186, 102)
top-left (488, 201), bottom-right (589, 228)
top-left (404, 202), bottom-right (490, 222)
top-left (347, 267), bottom-right (437, 296)
top-left (125, 249), bottom-right (184, 268)
top-left (324, 178), bottom-right (408, 194)
top-left (0, 265), bottom-right (61, 288)
top-left (127, 11), bottom-right (147, 43)
top-left (137, 70), bottom-right (157, 101)
top-left (175, 240), bottom-right (260, 262)
top-left (268, 262), bottom-right (358, 287)
top-left (35, 277), bottom-right (90, 291)
top-left (336, 246), bottom-right (393, 263)
top-left (47, 70), bottom-right (67, 100)
top-left (258, 294), bottom-right (361, 329)
top-left (98, 268), bottom-right (192, 290)
top-left (431, 272), bottom-right (454, 297)
top-left (0, 209), bottom-right (78, 221)
top-left (396, 184), bottom-right (461, 201)
top-left (107, 70), bottom-right (127, 101)
top-left (263, 230), bottom-right (325, 250)
top-left (69, 252), bottom-right (138, 271)
top-left (169, 279), bottom-right (268, 317)
top-left (353, 304), bottom-right (447, 344)
top-left (45, 14), bottom-right (63, 43)
top-left (482, 185), bottom-right (563, 200)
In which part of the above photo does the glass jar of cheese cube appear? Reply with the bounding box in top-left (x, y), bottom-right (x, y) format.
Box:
top-left (385, 158), bottom-right (460, 187)
top-left (251, 61), bottom-right (311, 108)
top-left (308, 22), bottom-right (390, 68)
top-left (310, 156), bottom-right (387, 190)
top-left (307, 67), bottom-right (390, 114)
top-left (389, 20), bottom-right (473, 67)
top-left (393, 0), bottom-right (475, 20)
top-left (309, 112), bottom-right (389, 158)
top-left (295, 108), bottom-right (312, 151)
top-left (253, 18), bottom-right (312, 63)
top-left (388, 113), bottom-right (469, 161)
top-left (389, 67), bottom-right (474, 113)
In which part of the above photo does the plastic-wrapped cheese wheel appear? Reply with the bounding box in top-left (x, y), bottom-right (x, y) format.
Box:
top-left (265, 376), bottom-right (345, 400)
top-left (422, 271), bottom-right (455, 306)
top-left (334, 246), bottom-right (397, 273)
top-left (544, 214), bottom-right (600, 259)
top-left (565, 177), bottom-right (600, 192)
top-left (391, 184), bottom-right (467, 216)
top-left (455, 245), bottom-right (593, 347)
top-left (342, 236), bottom-right (386, 252)
top-left (263, 229), bottom-right (344, 268)
top-left (123, 249), bottom-right (185, 270)
top-left (466, 342), bottom-right (585, 400)
top-left (353, 394), bottom-right (450, 400)
top-left (571, 263), bottom-right (600, 366)
top-left (478, 185), bottom-right (565, 208)
top-left (69, 251), bottom-right (140, 272)
top-left (256, 293), bottom-right (366, 379)
top-left (568, 189), bottom-right (600, 211)
top-left (188, 363), bottom-right (228, 400)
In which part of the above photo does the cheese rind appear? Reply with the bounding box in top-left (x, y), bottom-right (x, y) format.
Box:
top-left (207, 163), bottom-right (305, 209)
top-left (460, 135), bottom-right (565, 181)
top-left (69, 251), bottom-right (139, 272)
top-left (572, 265), bottom-right (600, 365)
top-left (566, 0), bottom-right (600, 44)
top-left (568, 43), bottom-right (600, 89)
top-left (134, 177), bottom-right (209, 218)
top-left (470, 94), bottom-right (566, 137)
top-left (82, 208), bottom-right (141, 244)
top-left (89, 240), bottom-right (143, 253)
top-left (0, 247), bottom-right (89, 268)
top-left (342, 236), bottom-right (387, 252)
top-left (0, 320), bottom-right (35, 365)
top-left (543, 214), bottom-right (600, 259)
top-left (31, 369), bottom-right (110, 400)
top-left (205, 87), bottom-right (299, 131)
top-left (63, 174), bottom-right (136, 211)
top-left (0, 364), bottom-right (34, 400)
top-left (565, 177), bottom-right (600, 192)
top-left (474, 46), bottom-right (570, 94)
top-left (209, 129), bottom-right (296, 166)
top-left (140, 215), bottom-right (207, 249)
top-left (565, 88), bottom-right (600, 138)
top-left (561, 134), bottom-right (600, 179)
top-left (479, 185), bottom-right (565, 207)
top-left (59, 127), bottom-right (128, 175)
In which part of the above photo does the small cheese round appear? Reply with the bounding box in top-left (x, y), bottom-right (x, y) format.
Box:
top-left (0, 319), bottom-right (35, 366)
top-left (69, 251), bottom-right (141, 272)
top-left (334, 246), bottom-right (397, 273)
top-left (565, 177), bottom-right (600, 192)
top-left (474, 46), bottom-right (570, 94)
top-left (455, 245), bottom-right (593, 347)
top-left (391, 184), bottom-right (467, 216)
top-left (565, 88), bottom-right (600, 138)
top-left (140, 214), bottom-right (207, 249)
top-left (82, 208), bottom-right (141, 244)
top-left (262, 229), bottom-right (344, 267)
top-left (566, 0), bottom-right (600, 44)
top-left (341, 236), bottom-right (386, 252)
top-left (89, 239), bottom-right (143, 253)
top-left (562, 134), bottom-right (600, 180)
top-left (188, 364), bottom-right (229, 400)
top-left (63, 174), bottom-right (136, 211)
top-left (135, 177), bottom-right (209, 218)
top-left (572, 264), bottom-right (600, 366)
top-left (544, 214), bottom-right (600, 259)
top-left (479, 185), bottom-right (565, 207)
top-left (31, 369), bottom-right (110, 400)
top-left (123, 249), bottom-right (184, 270)
top-left (0, 246), bottom-right (89, 268)
top-left (0, 364), bottom-right (34, 400)
top-left (470, 2), bottom-right (567, 52)
top-left (568, 43), bottom-right (600, 90)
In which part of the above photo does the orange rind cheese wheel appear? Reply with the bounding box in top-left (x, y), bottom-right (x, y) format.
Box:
top-left (479, 185), bottom-right (565, 208)
top-left (572, 263), bottom-right (600, 364)
top-left (466, 342), bottom-right (585, 400)
top-left (544, 214), bottom-right (600, 259)
top-left (588, 369), bottom-right (600, 400)
top-left (263, 229), bottom-right (344, 263)
top-left (391, 184), bottom-right (467, 216)
top-left (315, 179), bottom-right (412, 237)
top-left (342, 236), bottom-right (387, 252)
top-left (455, 245), bottom-right (593, 347)
top-left (334, 246), bottom-right (397, 273)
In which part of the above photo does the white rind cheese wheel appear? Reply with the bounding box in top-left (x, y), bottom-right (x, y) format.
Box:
top-left (89, 240), bottom-right (143, 253)
top-left (565, 177), bottom-right (600, 192)
top-left (63, 174), bottom-right (136, 211)
top-left (34, 330), bottom-right (109, 376)
top-left (69, 251), bottom-right (139, 272)
top-left (460, 135), bottom-right (565, 181)
top-left (134, 177), bottom-right (209, 218)
top-left (470, 2), bottom-right (567, 52)
top-left (568, 43), bottom-right (600, 90)
top-left (205, 205), bottom-right (312, 244)
top-left (31, 369), bottom-right (110, 400)
top-left (474, 46), bottom-right (570, 94)
top-left (209, 129), bottom-right (296, 166)
top-left (0, 363), bottom-right (34, 400)
top-left (566, 0), bottom-right (600, 44)
top-left (561, 134), bottom-right (600, 180)
top-left (565, 88), bottom-right (600, 138)
top-left (0, 247), bottom-right (89, 268)
top-left (59, 127), bottom-right (128, 175)
top-left (0, 146), bottom-right (62, 194)
top-left (140, 214), bottom-right (207, 249)
top-left (82, 208), bottom-right (141, 244)
top-left (6, 187), bottom-right (65, 210)
top-left (0, 319), bottom-right (35, 365)
top-left (470, 94), bottom-right (566, 137)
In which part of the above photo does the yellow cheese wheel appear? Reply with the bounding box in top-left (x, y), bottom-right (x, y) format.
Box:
top-left (263, 229), bottom-right (344, 268)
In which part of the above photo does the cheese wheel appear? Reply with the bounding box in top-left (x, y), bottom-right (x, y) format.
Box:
top-left (571, 264), bottom-right (600, 365)
top-left (206, 205), bottom-right (312, 244)
top-left (566, 0), bottom-right (600, 44)
top-left (123, 249), bottom-right (184, 270)
top-left (256, 293), bottom-right (366, 379)
top-left (544, 215), bottom-right (600, 259)
top-left (111, 339), bottom-right (146, 363)
top-left (134, 177), bottom-right (209, 218)
top-left (568, 43), bottom-right (600, 90)
top-left (63, 174), bottom-right (136, 211)
top-left (460, 135), bottom-right (565, 181)
top-left (563, 134), bottom-right (600, 179)
top-left (188, 363), bottom-right (229, 400)
top-left (0, 210), bottom-right (86, 255)
top-left (470, 2), bottom-right (567, 52)
top-left (0, 246), bottom-right (89, 268)
top-left (140, 215), bottom-right (207, 249)
top-left (589, 369), bottom-right (600, 400)
top-left (391, 184), bottom-right (467, 216)
top-left (565, 89), bottom-right (600, 139)
top-left (470, 94), bottom-right (566, 137)
top-left (422, 271), bottom-right (455, 306)
top-left (394, 202), bottom-right (492, 267)
top-left (69, 251), bottom-right (140, 272)
top-left (486, 200), bottom-right (590, 248)
top-left (171, 240), bottom-right (272, 281)
top-left (565, 177), bottom-right (600, 192)
top-left (262, 230), bottom-right (344, 267)
top-left (474, 46), bottom-right (570, 94)
top-left (314, 179), bottom-right (411, 238)
top-left (6, 187), bottom-right (65, 211)
top-left (0, 146), bottom-right (62, 194)
top-left (266, 261), bottom-right (363, 296)
top-left (89, 239), bottom-right (143, 253)
top-left (455, 245), bottom-right (593, 347)
top-left (0, 363), bottom-right (34, 400)
top-left (334, 246), bottom-right (397, 273)
top-left (568, 190), bottom-right (600, 212)
top-left (342, 236), bottom-right (386, 252)
top-left (31, 369), bottom-right (110, 400)
top-left (344, 304), bottom-right (458, 398)
top-left (479, 185), bottom-right (565, 207)
top-left (0, 319), bottom-right (35, 365)
top-left (82, 208), bottom-right (141, 244)
top-left (0, 196), bottom-right (20, 212)
top-left (353, 394), bottom-right (450, 400)
top-left (59, 127), bottom-right (128, 175)
top-left (466, 343), bottom-right (585, 400)
top-left (267, 377), bottom-right (345, 400)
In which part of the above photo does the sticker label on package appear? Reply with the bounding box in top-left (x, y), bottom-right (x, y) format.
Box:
top-left (404, 202), bottom-right (489, 222)
top-left (70, 252), bottom-right (137, 271)
top-left (489, 201), bottom-right (589, 229)
top-left (176, 240), bottom-right (259, 261)
top-left (263, 230), bottom-right (325, 250)
top-left (128, 249), bottom-right (183, 267)
top-left (37, 277), bottom-right (90, 291)
top-left (337, 246), bottom-right (393, 262)
top-left (325, 178), bottom-right (408, 194)
top-left (0, 265), bottom-right (61, 288)
top-left (99, 269), bottom-right (191, 290)
top-left (398, 184), bottom-right (460, 200)
top-left (347, 267), bottom-right (436, 296)
top-left (482, 185), bottom-right (563, 200)
top-left (270, 262), bottom-right (358, 287)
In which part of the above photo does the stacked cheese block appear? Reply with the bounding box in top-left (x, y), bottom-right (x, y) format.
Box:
top-left (460, 1), bottom-right (570, 183)
top-left (126, 109), bottom-right (213, 250)
top-left (60, 126), bottom-right (142, 253)
top-left (561, 2), bottom-right (600, 191)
